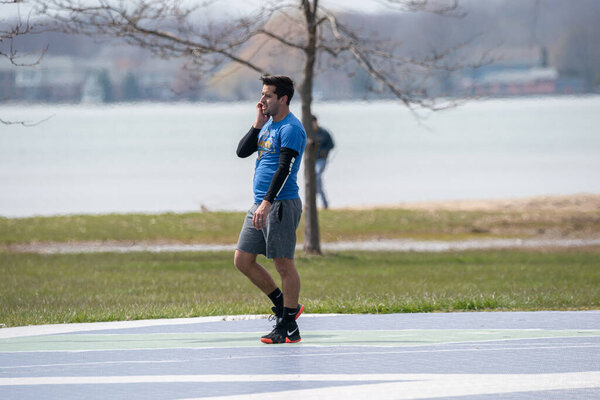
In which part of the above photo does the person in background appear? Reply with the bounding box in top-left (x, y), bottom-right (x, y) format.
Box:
top-left (312, 115), bottom-right (335, 209)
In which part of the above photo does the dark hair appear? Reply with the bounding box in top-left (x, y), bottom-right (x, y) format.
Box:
top-left (261, 75), bottom-right (294, 105)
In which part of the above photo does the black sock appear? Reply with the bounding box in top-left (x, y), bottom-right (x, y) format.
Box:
top-left (267, 288), bottom-right (283, 311)
top-left (283, 306), bottom-right (298, 323)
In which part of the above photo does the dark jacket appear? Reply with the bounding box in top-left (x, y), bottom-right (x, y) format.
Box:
top-left (315, 127), bottom-right (334, 159)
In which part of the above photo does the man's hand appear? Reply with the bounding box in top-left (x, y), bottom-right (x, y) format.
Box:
top-left (252, 200), bottom-right (272, 230)
top-left (253, 102), bottom-right (269, 130)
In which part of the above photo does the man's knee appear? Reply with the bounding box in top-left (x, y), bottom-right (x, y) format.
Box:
top-left (273, 257), bottom-right (296, 276)
top-left (234, 250), bottom-right (257, 273)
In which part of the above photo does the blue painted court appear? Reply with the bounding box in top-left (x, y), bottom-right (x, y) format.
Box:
top-left (1, 311), bottom-right (599, 399)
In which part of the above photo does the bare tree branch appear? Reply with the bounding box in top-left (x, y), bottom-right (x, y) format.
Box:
top-left (24, 0), bottom-right (490, 251)
top-left (1, 0), bottom-right (48, 66)
top-left (317, 12), bottom-right (431, 110)
top-left (32, 0), bottom-right (483, 110)
top-left (36, 0), bottom-right (274, 74)
top-left (1, 0), bottom-right (53, 126)
top-left (0, 114), bottom-right (55, 127)
top-left (256, 28), bottom-right (307, 51)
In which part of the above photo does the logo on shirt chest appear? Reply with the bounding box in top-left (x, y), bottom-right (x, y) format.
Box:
top-left (257, 133), bottom-right (276, 159)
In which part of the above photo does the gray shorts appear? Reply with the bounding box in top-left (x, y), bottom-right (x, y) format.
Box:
top-left (236, 198), bottom-right (302, 259)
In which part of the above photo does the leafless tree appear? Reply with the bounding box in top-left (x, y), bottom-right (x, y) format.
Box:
top-left (33, 0), bottom-right (486, 254)
top-left (1, 0), bottom-right (46, 66)
top-left (1, 0), bottom-right (49, 125)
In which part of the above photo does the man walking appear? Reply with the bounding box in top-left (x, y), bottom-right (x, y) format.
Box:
top-left (235, 75), bottom-right (306, 344)
top-left (312, 115), bottom-right (335, 209)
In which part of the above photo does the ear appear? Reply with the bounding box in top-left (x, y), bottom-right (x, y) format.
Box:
top-left (279, 95), bottom-right (288, 105)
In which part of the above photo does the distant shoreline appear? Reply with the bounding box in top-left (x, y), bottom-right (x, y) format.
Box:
top-left (2, 193), bottom-right (599, 219)
top-left (2, 94), bottom-right (600, 110)
top-left (347, 193), bottom-right (600, 213)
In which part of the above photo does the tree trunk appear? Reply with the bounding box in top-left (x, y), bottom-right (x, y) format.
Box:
top-left (301, 0), bottom-right (321, 255)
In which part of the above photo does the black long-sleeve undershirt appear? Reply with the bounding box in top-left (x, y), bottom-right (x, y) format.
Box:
top-left (236, 126), bottom-right (260, 158)
top-left (264, 147), bottom-right (298, 203)
top-left (236, 126), bottom-right (299, 204)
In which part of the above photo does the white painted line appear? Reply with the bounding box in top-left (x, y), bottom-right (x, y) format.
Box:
top-left (0, 314), bottom-right (339, 339)
top-left (190, 343), bottom-right (600, 363)
top-left (0, 360), bottom-right (186, 370)
top-left (181, 372), bottom-right (600, 400)
top-left (0, 372), bottom-right (597, 387)
top-left (0, 316), bottom-right (257, 339)
top-left (0, 373), bottom-right (412, 385)
top-left (4, 343), bottom-right (600, 364)
top-left (4, 343), bottom-right (599, 370)
top-left (6, 342), bottom-right (599, 355)
top-left (2, 372), bottom-right (599, 400)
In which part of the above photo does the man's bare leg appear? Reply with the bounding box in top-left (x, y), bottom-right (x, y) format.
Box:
top-left (258, 256), bottom-right (303, 344)
top-left (273, 257), bottom-right (300, 309)
top-left (234, 250), bottom-right (278, 295)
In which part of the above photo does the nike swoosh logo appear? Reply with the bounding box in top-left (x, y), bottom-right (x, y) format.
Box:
top-left (287, 328), bottom-right (298, 336)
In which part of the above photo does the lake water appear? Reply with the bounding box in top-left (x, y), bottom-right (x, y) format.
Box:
top-left (1, 96), bottom-right (599, 217)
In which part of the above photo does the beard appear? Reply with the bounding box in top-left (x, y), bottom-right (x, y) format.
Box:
top-left (263, 103), bottom-right (278, 117)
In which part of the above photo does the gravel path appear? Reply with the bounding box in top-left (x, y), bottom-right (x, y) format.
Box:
top-left (5, 237), bottom-right (600, 254)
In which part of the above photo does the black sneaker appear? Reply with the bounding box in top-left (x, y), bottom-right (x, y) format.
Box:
top-left (260, 319), bottom-right (301, 344)
top-left (270, 304), bottom-right (304, 320)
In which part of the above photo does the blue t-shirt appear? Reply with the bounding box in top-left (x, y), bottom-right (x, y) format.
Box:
top-left (253, 112), bottom-right (306, 204)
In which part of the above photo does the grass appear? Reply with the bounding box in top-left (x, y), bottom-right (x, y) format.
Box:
top-left (0, 212), bottom-right (244, 245)
top-left (2, 203), bottom-right (598, 327)
top-left (1, 248), bottom-right (599, 327)
top-left (2, 206), bottom-right (599, 245)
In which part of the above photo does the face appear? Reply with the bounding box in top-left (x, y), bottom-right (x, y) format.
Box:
top-left (259, 84), bottom-right (286, 117)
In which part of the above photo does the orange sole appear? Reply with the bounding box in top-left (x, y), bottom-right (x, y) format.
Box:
top-left (260, 305), bottom-right (304, 344)
top-left (295, 304), bottom-right (305, 320)
top-left (260, 337), bottom-right (302, 344)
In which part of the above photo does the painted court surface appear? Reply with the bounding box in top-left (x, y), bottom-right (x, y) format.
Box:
top-left (1, 311), bottom-right (599, 399)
